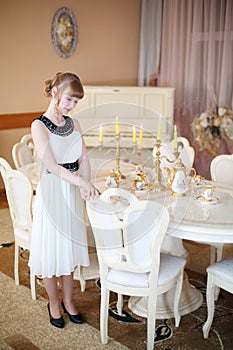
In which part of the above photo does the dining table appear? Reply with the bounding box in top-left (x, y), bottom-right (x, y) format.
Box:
top-left (92, 159), bottom-right (233, 319)
top-left (18, 156), bottom-right (233, 319)
top-left (125, 180), bottom-right (233, 319)
top-left (18, 162), bottom-right (42, 190)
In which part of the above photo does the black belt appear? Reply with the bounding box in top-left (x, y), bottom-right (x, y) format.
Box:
top-left (46, 160), bottom-right (79, 174)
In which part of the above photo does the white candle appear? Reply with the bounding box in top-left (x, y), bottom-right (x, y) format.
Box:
top-left (138, 124), bottom-right (143, 148)
top-left (115, 116), bottom-right (120, 135)
top-left (174, 125), bottom-right (178, 151)
top-left (99, 125), bottom-right (103, 143)
top-left (157, 118), bottom-right (162, 141)
top-left (133, 125), bottom-right (137, 143)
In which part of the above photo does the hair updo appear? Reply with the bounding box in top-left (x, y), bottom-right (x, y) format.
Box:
top-left (44, 72), bottom-right (84, 101)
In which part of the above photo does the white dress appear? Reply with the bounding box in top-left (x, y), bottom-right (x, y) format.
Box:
top-left (28, 116), bottom-right (89, 278)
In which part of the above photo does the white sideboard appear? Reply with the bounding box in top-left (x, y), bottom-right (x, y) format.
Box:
top-left (70, 86), bottom-right (175, 148)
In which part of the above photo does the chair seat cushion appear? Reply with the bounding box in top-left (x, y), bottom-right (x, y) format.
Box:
top-left (107, 253), bottom-right (186, 288)
top-left (207, 256), bottom-right (233, 284)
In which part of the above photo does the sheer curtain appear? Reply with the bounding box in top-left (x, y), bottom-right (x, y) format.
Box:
top-left (139, 0), bottom-right (233, 178)
top-left (138, 0), bottom-right (163, 86)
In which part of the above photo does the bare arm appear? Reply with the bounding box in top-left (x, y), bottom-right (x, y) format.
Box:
top-left (31, 120), bottom-right (97, 195)
top-left (73, 119), bottom-right (100, 198)
top-left (73, 119), bottom-right (91, 181)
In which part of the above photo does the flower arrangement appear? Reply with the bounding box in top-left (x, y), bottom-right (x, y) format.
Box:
top-left (192, 106), bottom-right (233, 156)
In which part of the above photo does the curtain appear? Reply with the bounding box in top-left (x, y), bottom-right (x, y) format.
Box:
top-left (138, 0), bottom-right (163, 86)
top-left (139, 0), bottom-right (233, 178)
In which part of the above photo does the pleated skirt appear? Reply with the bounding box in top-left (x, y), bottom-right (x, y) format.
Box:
top-left (28, 173), bottom-right (89, 278)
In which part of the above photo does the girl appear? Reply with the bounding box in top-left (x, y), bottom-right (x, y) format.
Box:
top-left (28, 72), bottom-right (99, 328)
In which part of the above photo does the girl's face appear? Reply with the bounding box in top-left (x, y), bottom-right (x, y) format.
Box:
top-left (58, 87), bottom-right (79, 115)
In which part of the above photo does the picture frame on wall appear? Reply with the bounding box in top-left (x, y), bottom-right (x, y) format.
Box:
top-left (51, 7), bottom-right (78, 59)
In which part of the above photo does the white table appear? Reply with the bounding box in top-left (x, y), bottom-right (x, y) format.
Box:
top-left (168, 185), bottom-right (233, 243)
top-left (128, 182), bottom-right (233, 319)
top-left (20, 159), bottom-right (233, 316)
top-left (18, 162), bottom-right (41, 190)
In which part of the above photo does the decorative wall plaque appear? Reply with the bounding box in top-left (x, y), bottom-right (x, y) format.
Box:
top-left (51, 7), bottom-right (78, 59)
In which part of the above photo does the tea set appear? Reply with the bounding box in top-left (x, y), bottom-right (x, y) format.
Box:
top-left (105, 156), bottom-right (219, 205)
top-left (196, 185), bottom-right (219, 204)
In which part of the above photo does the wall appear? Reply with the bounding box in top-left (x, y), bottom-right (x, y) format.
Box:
top-left (1, 2), bottom-right (232, 275)
top-left (0, 0), bottom-right (141, 188)
top-left (1, 0), bottom-right (141, 114)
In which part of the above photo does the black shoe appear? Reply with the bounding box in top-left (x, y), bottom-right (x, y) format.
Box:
top-left (47, 303), bottom-right (65, 328)
top-left (62, 301), bottom-right (84, 324)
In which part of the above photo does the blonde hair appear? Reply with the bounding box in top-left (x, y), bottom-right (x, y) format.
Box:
top-left (44, 72), bottom-right (84, 102)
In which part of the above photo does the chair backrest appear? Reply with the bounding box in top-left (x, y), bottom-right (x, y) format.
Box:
top-left (210, 154), bottom-right (233, 187)
top-left (20, 133), bottom-right (33, 146)
top-left (176, 137), bottom-right (195, 168)
top-left (164, 137), bottom-right (195, 165)
top-left (0, 157), bottom-right (33, 231)
top-left (160, 136), bottom-right (195, 169)
top-left (12, 142), bottom-right (34, 169)
top-left (86, 188), bottom-right (169, 283)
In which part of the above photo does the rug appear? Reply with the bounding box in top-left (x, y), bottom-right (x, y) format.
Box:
top-left (1, 207), bottom-right (233, 350)
top-left (0, 208), bottom-right (14, 246)
top-left (0, 272), bottom-right (128, 350)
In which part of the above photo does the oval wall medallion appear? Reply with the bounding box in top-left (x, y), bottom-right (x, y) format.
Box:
top-left (51, 7), bottom-right (78, 59)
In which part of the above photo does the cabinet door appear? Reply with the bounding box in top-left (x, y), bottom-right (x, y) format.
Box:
top-left (94, 91), bottom-right (141, 106)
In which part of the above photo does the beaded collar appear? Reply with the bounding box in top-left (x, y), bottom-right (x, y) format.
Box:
top-left (36, 115), bottom-right (74, 136)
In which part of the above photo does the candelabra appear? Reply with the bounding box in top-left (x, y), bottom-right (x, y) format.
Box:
top-left (132, 142), bottom-right (144, 165)
top-left (152, 139), bottom-right (166, 192)
top-left (114, 134), bottom-right (126, 178)
top-left (99, 128), bottom-right (149, 187)
top-left (152, 139), bottom-right (180, 192)
top-left (132, 141), bottom-right (137, 154)
top-left (102, 133), bottom-right (128, 186)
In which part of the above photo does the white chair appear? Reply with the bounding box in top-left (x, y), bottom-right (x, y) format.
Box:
top-left (12, 142), bottom-right (34, 169)
top-left (0, 157), bottom-right (37, 300)
top-left (74, 221), bottom-right (99, 292)
top-left (86, 188), bottom-right (186, 350)
top-left (159, 136), bottom-right (195, 177)
top-left (210, 154), bottom-right (233, 187)
top-left (209, 154), bottom-right (233, 265)
top-left (203, 256), bottom-right (233, 339)
top-left (20, 133), bottom-right (34, 146)
top-left (175, 137), bottom-right (195, 168)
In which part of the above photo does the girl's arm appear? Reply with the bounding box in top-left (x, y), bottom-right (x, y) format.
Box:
top-left (31, 119), bottom-right (94, 191)
top-left (73, 119), bottom-right (100, 198)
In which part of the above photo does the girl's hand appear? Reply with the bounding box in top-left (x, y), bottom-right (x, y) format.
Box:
top-left (80, 180), bottom-right (100, 200)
